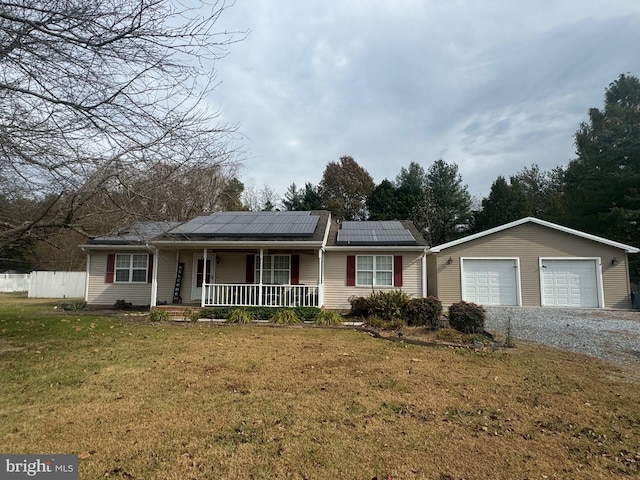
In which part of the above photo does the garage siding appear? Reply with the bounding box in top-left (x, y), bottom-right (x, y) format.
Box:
top-left (429, 223), bottom-right (631, 309)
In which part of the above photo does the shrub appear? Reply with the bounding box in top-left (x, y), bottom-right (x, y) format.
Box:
top-left (349, 296), bottom-right (370, 318)
top-left (114, 299), bottom-right (133, 310)
top-left (403, 296), bottom-right (442, 328)
top-left (292, 307), bottom-right (321, 321)
top-left (313, 309), bottom-right (343, 326)
top-left (199, 306), bottom-right (319, 321)
top-left (182, 307), bottom-right (201, 322)
top-left (61, 301), bottom-right (87, 311)
top-left (367, 290), bottom-right (410, 320)
top-left (226, 308), bottom-right (254, 324)
top-left (147, 308), bottom-right (171, 322)
top-left (448, 301), bottom-right (486, 334)
top-left (269, 309), bottom-right (301, 325)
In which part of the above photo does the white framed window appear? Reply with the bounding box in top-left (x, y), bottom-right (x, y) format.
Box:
top-left (256, 255), bottom-right (290, 284)
top-left (115, 254), bottom-right (149, 283)
top-left (356, 255), bottom-right (393, 287)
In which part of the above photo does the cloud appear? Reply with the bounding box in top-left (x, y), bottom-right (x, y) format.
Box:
top-left (211, 1), bottom-right (640, 199)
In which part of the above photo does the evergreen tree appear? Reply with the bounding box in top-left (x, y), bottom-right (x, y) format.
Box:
top-left (561, 73), bottom-right (640, 247)
top-left (367, 179), bottom-right (399, 220)
top-left (474, 176), bottom-right (529, 231)
top-left (425, 159), bottom-right (472, 245)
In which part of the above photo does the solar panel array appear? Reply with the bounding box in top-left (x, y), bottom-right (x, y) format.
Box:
top-left (336, 221), bottom-right (416, 245)
top-left (169, 211), bottom-right (319, 237)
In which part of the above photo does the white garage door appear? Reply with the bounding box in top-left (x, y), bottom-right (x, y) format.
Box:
top-left (541, 259), bottom-right (600, 307)
top-left (462, 259), bottom-right (519, 306)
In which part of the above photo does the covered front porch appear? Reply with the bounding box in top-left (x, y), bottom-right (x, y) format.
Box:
top-left (151, 246), bottom-right (324, 308)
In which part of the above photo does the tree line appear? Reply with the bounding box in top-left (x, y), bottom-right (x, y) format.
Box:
top-left (279, 73), bottom-right (640, 284)
top-left (0, 4), bottom-right (637, 276)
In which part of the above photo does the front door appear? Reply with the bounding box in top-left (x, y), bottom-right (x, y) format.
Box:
top-left (192, 255), bottom-right (213, 300)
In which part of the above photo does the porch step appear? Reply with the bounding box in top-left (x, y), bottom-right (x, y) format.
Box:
top-left (153, 305), bottom-right (203, 320)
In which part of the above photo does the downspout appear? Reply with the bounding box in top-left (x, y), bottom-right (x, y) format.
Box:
top-left (421, 249), bottom-right (428, 298)
top-left (258, 248), bottom-right (264, 306)
top-left (201, 248), bottom-right (207, 308)
top-left (149, 246), bottom-right (159, 307)
top-left (317, 248), bottom-right (324, 308)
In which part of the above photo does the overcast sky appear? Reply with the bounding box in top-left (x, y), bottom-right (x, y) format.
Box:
top-left (209, 0), bottom-right (640, 201)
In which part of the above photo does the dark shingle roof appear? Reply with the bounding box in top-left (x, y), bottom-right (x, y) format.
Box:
top-left (87, 221), bottom-right (181, 245)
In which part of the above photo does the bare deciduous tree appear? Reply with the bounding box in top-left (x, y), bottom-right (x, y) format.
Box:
top-left (0, 0), bottom-right (245, 248)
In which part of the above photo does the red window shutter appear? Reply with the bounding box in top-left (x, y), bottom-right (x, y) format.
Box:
top-left (147, 254), bottom-right (154, 283)
top-left (246, 255), bottom-right (255, 283)
top-left (394, 255), bottom-right (403, 287)
top-left (105, 254), bottom-right (115, 283)
top-left (346, 255), bottom-right (356, 286)
top-left (291, 254), bottom-right (300, 285)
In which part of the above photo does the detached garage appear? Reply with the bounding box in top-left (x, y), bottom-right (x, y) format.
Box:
top-left (427, 217), bottom-right (639, 309)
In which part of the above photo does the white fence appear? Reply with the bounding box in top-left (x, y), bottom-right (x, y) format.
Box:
top-left (0, 272), bottom-right (86, 298)
top-left (0, 273), bottom-right (30, 293)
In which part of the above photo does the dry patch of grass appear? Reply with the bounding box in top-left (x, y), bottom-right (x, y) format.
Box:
top-left (0, 295), bottom-right (639, 479)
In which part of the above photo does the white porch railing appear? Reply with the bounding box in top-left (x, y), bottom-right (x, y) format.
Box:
top-left (203, 283), bottom-right (319, 308)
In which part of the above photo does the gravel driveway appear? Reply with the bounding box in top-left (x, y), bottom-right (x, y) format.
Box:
top-left (484, 306), bottom-right (640, 367)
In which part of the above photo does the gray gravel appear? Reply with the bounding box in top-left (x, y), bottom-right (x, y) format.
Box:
top-left (484, 306), bottom-right (640, 367)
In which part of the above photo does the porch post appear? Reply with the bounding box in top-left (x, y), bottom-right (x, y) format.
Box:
top-left (201, 248), bottom-right (207, 308)
top-left (317, 249), bottom-right (324, 308)
top-left (258, 249), bottom-right (264, 306)
top-left (150, 247), bottom-right (159, 307)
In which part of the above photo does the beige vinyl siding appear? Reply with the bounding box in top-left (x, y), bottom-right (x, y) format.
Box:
top-left (323, 250), bottom-right (424, 310)
top-left (298, 252), bottom-right (322, 285)
top-left (86, 251), bottom-right (152, 306)
top-left (431, 222), bottom-right (631, 309)
top-left (155, 250), bottom-right (179, 305)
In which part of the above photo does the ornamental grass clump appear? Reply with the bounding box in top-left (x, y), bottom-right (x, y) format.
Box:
top-left (147, 308), bottom-right (171, 322)
top-left (269, 309), bottom-right (301, 325)
top-left (313, 309), bottom-right (343, 326)
top-left (448, 301), bottom-right (486, 334)
top-left (226, 308), bottom-right (254, 324)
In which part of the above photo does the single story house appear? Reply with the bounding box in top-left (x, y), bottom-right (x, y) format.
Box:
top-left (427, 217), bottom-right (639, 309)
top-left (81, 211), bottom-right (429, 310)
top-left (81, 212), bottom-right (639, 310)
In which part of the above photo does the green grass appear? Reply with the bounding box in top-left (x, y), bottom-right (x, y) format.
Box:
top-left (1, 293), bottom-right (639, 479)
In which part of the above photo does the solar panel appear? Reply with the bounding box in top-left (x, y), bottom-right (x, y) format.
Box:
top-left (168, 211), bottom-right (319, 237)
top-left (336, 221), bottom-right (416, 245)
top-left (341, 221), bottom-right (405, 231)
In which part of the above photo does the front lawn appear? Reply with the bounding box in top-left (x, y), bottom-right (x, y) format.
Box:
top-left (0, 294), bottom-right (638, 479)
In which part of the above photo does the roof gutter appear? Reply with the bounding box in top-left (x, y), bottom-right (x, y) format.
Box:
top-left (324, 245), bottom-right (428, 252)
top-left (80, 244), bottom-right (153, 251)
top-left (150, 240), bottom-right (326, 249)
